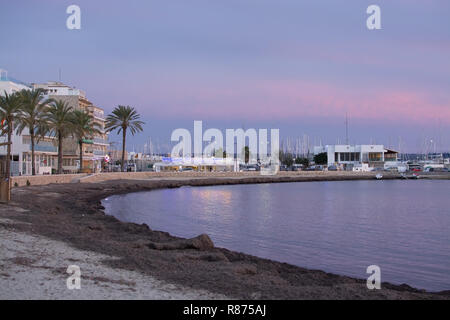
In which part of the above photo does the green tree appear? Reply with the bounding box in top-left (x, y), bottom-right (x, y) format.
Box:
top-left (44, 100), bottom-right (74, 174)
top-left (295, 157), bottom-right (309, 167)
top-left (279, 151), bottom-right (294, 167)
top-left (105, 106), bottom-right (144, 172)
top-left (0, 91), bottom-right (23, 180)
top-left (16, 89), bottom-right (49, 175)
top-left (71, 110), bottom-right (101, 173)
top-left (242, 146), bottom-right (250, 164)
top-left (314, 152), bottom-right (328, 165)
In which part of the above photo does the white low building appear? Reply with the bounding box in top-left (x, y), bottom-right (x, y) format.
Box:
top-left (153, 157), bottom-right (235, 172)
top-left (313, 144), bottom-right (398, 171)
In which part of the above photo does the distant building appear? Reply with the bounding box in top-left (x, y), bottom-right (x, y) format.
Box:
top-left (32, 82), bottom-right (109, 173)
top-left (109, 149), bottom-right (128, 164)
top-left (313, 145), bottom-right (398, 170)
top-left (153, 157), bottom-right (235, 172)
top-left (0, 69), bottom-right (30, 94)
top-left (0, 69), bottom-right (58, 175)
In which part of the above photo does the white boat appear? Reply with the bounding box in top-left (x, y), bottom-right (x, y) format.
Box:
top-left (375, 174), bottom-right (383, 180)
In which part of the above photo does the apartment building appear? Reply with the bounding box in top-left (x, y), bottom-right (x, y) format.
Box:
top-left (32, 81), bottom-right (109, 173)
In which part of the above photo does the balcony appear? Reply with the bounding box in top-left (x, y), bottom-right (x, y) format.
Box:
top-left (93, 150), bottom-right (106, 156)
top-left (93, 111), bottom-right (105, 121)
top-left (31, 143), bottom-right (58, 153)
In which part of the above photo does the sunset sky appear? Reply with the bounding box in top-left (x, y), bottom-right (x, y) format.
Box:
top-left (1, 0), bottom-right (449, 152)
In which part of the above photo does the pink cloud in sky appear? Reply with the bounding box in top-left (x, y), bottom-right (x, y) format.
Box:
top-left (143, 78), bottom-right (450, 124)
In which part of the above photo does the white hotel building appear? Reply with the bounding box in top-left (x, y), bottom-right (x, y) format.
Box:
top-left (313, 144), bottom-right (398, 170)
top-left (0, 69), bottom-right (58, 175)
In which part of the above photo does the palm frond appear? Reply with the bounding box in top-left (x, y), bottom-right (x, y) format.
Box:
top-left (105, 105), bottom-right (145, 136)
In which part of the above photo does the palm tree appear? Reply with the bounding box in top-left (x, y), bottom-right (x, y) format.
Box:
top-left (105, 105), bottom-right (144, 172)
top-left (0, 91), bottom-right (23, 180)
top-left (71, 109), bottom-right (101, 173)
top-left (16, 89), bottom-right (49, 175)
top-left (44, 100), bottom-right (73, 174)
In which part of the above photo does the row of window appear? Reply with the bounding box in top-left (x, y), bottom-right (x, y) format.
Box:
top-left (22, 154), bottom-right (55, 167)
top-left (335, 152), bottom-right (361, 162)
top-left (334, 152), bottom-right (384, 162)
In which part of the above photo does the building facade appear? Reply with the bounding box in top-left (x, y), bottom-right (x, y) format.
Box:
top-left (32, 82), bottom-right (109, 173)
top-left (313, 145), bottom-right (398, 170)
top-left (0, 69), bottom-right (59, 176)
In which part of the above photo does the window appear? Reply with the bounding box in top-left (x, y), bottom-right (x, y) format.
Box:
top-left (338, 152), bottom-right (360, 162)
top-left (369, 152), bottom-right (382, 161)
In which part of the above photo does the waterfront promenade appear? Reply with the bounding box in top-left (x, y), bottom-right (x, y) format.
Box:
top-left (10, 170), bottom-right (450, 188)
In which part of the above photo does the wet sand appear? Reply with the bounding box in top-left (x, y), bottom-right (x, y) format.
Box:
top-left (1, 173), bottom-right (450, 299)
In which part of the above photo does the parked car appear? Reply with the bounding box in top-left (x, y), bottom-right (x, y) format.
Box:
top-left (327, 165), bottom-right (337, 171)
top-left (427, 167), bottom-right (449, 173)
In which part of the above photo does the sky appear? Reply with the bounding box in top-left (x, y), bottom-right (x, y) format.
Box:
top-left (1, 0), bottom-right (449, 153)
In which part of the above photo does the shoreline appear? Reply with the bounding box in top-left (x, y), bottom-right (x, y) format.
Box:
top-left (2, 173), bottom-right (450, 299)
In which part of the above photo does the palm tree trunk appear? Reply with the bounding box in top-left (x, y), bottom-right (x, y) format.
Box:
top-left (5, 119), bottom-right (12, 180)
top-left (30, 129), bottom-right (36, 176)
top-left (58, 130), bottom-right (63, 174)
top-left (121, 129), bottom-right (126, 172)
top-left (79, 141), bottom-right (83, 173)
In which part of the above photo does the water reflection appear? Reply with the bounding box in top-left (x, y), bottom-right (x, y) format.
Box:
top-left (103, 180), bottom-right (450, 291)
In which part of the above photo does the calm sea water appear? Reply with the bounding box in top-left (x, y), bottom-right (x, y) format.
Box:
top-left (103, 180), bottom-right (450, 291)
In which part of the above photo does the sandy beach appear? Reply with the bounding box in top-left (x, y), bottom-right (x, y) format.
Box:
top-left (0, 217), bottom-right (226, 300)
